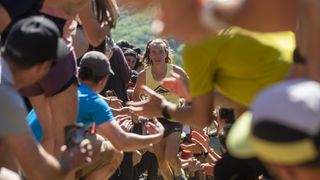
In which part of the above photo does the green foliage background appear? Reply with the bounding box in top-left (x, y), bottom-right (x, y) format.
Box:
top-left (111, 9), bottom-right (185, 68)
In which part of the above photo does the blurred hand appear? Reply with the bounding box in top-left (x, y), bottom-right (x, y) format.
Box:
top-left (191, 131), bottom-right (211, 153)
top-left (187, 158), bottom-right (202, 173)
top-left (180, 142), bottom-right (203, 154)
top-left (116, 115), bottom-right (133, 132)
top-left (127, 86), bottom-right (172, 118)
top-left (201, 163), bottom-right (215, 176)
top-left (59, 139), bottom-right (93, 171)
top-left (104, 96), bottom-right (123, 109)
top-left (161, 71), bottom-right (191, 101)
top-left (144, 119), bottom-right (164, 138)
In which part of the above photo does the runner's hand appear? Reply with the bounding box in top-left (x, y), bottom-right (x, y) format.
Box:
top-left (144, 120), bottom-right (164, 138)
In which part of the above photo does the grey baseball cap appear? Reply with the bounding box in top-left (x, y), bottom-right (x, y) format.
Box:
top-left (79, 51), bottom-right (114, 76)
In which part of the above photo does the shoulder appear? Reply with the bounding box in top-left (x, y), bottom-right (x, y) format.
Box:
top-left (172, 64), bottom-right (187, 76)
top-left (137, 68), bottom-right (147, 79)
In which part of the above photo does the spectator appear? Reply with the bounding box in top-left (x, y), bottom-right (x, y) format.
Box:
top-left (0, 15), bottom-right (92, 180)
top-left (228, 79), bottom-right (320, 180)
top-left (27, 51), bottom-right (165, 179)
top-left (102, 41), bottom-right (131, 104)
top-left (133, 38), bottom-right (189, 180)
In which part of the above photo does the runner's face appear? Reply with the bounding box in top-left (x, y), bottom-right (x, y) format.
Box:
top-left (149, 42), bottom-right (167, 64)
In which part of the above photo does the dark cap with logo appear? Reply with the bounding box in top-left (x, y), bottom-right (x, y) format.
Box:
top-left (3, 15), bottom-right (69, 68)
top-left (79, 51), bottom-right (114, 76)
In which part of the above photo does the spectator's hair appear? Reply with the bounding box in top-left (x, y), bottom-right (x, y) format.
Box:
top-left (219, 108), bottom-right (235, 124)
top-left (142, 38), bottom-right (173, 65)
top-left (219, 123), bottom-right (233, 151)
top-left (116, 40), bottom-right (133, 50)
top-left (78, 67), bottom-right (107, 84)
top-left (124, 48), bottom-right (138, 60)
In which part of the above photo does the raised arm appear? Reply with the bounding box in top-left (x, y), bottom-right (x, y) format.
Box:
top-left (78, 0), bottom-right (111, 46)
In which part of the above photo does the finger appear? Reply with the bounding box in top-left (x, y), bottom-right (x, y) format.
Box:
top-left (141, 85), bottom-right (157, 96)
top-left (191, 138), bottom-right (208, 151)
top-left (180, 143), bottom-right (197, 150)
top-left (127, 105), bottom-right (144, 112)
top-left (126, 100), bottom-right (148, 106)
top-left (192, 131), bottom-right (207, 142)
top-left (170, 71), bottom-right (181, 79)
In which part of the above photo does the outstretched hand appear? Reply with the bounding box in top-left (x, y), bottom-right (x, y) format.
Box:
top-left (201, 163), bottom-right (215, 176)
top-left (144, 119), bottom-right (164, 137)
top-left (127, 85), bottom-right (171, 118)
top-left (59, 139), bottom-right (93, 172)
top-left (161, 71), bottom-right (191, 101)
top-left (191, 131), bottom-right (211, 153)
top-left (116, 115), bottom-right (134, 132)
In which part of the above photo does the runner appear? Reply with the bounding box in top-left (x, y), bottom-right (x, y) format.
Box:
top-left (133, 38), bottom-right (189, 180)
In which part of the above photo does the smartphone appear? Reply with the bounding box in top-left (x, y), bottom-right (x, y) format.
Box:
top-left (65, 123), bottom-right (85, 148)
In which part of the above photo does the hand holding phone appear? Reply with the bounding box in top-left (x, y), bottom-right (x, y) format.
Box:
top-left (65, 123), bottom-right (85, 149)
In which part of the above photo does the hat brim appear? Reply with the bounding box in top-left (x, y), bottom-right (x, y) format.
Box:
top-left (56, 38), bottom-right (70, 61)
top-left (227, 111), bottom-right (319, 165)
top-left (227, 111), bottom-right (255, 159)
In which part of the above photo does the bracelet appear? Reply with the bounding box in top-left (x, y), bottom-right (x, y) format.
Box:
top-left (200, 0), bottom-right (229, 30)
top-left (162, 105), bottom-right (172, 119)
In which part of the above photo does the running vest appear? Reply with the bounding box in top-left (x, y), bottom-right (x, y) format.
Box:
top-left (146, 64), bottom-right (180, 106)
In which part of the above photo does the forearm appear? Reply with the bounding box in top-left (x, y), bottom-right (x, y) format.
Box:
top-left (5, 136), bottom-right (64, 180)
top-left (78, 2), bottom-right (111, 46)
top-left (168, 103), bottom-right (212, 130)
top-left (119, 133), bottom-right (162, 152)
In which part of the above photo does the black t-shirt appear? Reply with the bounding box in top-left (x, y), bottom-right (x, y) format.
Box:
top-left (1, 0), bottom-right (66, 45)
top-left (102, 46), bottom-right (131, 103)
top-left (0, 0), bottom-right (43, 44)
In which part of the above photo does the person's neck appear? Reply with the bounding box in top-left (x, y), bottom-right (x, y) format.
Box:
top-left (81, 81), bottom-right (100, 94)
top-left (151, 63), bottom-right (167, 76)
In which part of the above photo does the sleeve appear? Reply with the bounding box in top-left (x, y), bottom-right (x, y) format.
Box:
top-left (0, 90), bottom-right (30, 137)
top-left (89, 97), bottom-right (114, 126)
top-left (183, 42), bottom-right (216, 97)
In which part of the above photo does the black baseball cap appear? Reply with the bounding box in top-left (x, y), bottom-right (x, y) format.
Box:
top-left (3, 16), bottom-right (69, 67)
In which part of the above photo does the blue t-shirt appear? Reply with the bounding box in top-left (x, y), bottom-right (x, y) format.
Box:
top-left (27, 83), bottom-right (114, 143)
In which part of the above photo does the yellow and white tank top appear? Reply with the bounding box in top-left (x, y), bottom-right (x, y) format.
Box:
top-left (146, 64), bottom-right (180, 106)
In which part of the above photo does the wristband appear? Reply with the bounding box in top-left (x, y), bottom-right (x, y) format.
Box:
top-left (200, 0), bottom-right (229, 30)
top-left (162, 105), bottom-right (172, 119)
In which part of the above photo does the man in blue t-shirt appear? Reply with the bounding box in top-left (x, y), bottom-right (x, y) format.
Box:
top-left (28, 51), bottom-right (164, 179)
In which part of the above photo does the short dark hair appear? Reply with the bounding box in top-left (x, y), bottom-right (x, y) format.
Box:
top-left (78, 67), bottom-right (107, 84)
top-left (219, 108), bottom-right (235, 124)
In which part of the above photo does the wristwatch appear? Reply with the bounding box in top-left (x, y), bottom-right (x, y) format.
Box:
top-left (162, 104), bottom-right (172, 119)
